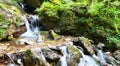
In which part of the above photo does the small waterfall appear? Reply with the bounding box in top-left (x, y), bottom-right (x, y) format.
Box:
top-left (97, 50), bottom-right (107, 65)
top-left (19, 3), bottom-right (25, 9)
top-left (59, 46), bottom-right (68, 66)
top-left (21, 15), bottom-right (40, 38)
top-left (78, 50), bottom-right (99, 66)
top-left (93, 45), bottom-right (107, 65)
top-left (17, 15), bottom-right (42, 44)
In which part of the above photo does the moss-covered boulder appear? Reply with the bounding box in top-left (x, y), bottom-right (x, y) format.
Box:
top-left (48, 30), bottom-right (60, 40)
top-left (41, 48), bottom-right (60, 62)
top-left (23, 49), bottom-right (50, 66)
top-left (67, 45), bottom-right (81, 66)
top-left (0, 1), bottom-right (23, 40)
top-left (79, 37), bottom-right (95, 55)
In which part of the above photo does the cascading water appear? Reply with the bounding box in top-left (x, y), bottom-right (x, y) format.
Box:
top-left (59, 46), bottom-right (68, 66)
top-left (78, 50), bottom-right (100, 66)
top-left (93, 45), bottom-right (108, 65)
top-left (97, 50), bottom-right (107, 65)
top-left (16, 15), bottom-right (42, 44)
top-left (19, 3), bottom-right (25, 9)
top-left (21, 15), bottom-right (40, 38)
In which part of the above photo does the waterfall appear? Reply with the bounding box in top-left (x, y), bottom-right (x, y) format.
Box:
top-left (93, 45), bottom-right (107, 65)
top-left (17, 15), bottom-right (42, 44)
top-left (19, 3), bottom-right (25, 9)
top-left (97, 50), bottom-right (107, 65)
top-left (21, 15), bottom-right (40, 38)
top-left (59, 46), bottom-right (68, 66)
top-left (78, 50), bottom-right (99, 66)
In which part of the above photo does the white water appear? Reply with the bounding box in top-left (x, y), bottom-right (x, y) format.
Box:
top-left (59, 46), bottom-right (68, 66)
top-left (97, 50), bottom-right (107, 65)
top-left (17, 15), bottom-right (42, 44)
top-left (78, 50), bottom-right (99, 66)
top-left (19, 3), bottom-right (25, 9)
top-left (21, 15), bottom-right (40, 38)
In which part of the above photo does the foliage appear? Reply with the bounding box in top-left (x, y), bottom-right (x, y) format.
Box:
top-left (36, 0), bottom-right (120, 48)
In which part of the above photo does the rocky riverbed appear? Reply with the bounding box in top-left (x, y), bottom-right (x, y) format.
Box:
top-left (0, 0), bottom-right (120, 66)
top-left (0, 36), bottom-right (120, 66)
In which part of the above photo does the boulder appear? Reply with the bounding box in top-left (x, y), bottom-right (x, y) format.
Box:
top-left (48, 30), bottom-right (60, 40)
top-left (42, 48), bottom-right (60, 62)
top-left (23, 49), bottom-right (50, 66)
top-left (67, 45), bottom-right (81, 66)
top-left (113, 50), bottom-right (120, 61)
top-left (77, 37), bottom-right (95, 55)
top-left (105, 53), bottom-right (118, 66)
top-left (0, 1), bottom-right (24, 40)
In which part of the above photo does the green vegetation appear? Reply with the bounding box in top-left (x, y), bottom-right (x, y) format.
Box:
top-left (35, 0), bottom-right (120, 48)
top-left (0, 13), bottom-right (7, 38)
top-left (0, 1), bottom-right (23, 39)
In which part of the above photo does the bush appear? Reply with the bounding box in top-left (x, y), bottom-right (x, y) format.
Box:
top-left (36, 0), bottom-right (120, 48)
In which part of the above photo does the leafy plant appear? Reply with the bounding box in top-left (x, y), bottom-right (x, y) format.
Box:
top-left (36, 0), bottom-right (120, 48)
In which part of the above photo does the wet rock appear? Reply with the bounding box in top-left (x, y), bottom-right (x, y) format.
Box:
top-left (42, 48), bottom-right (60, 62)
top-left (12, 24), bottom-right (26, 38)
top-left (23, 49), bottom-right (49, 66)
top-left (49, 46), bottom-right (62, 55)
top-left (53, 61), bottom-right (61, 66)
top-left (105, 53), bottom-right (118, 66)
top-left (48, 30), bottom-right (60, 40)
top-left (113, 50), bottom-right (120, 61)
top-left (7, 63), bottom-right (18, 66)
top-left (23, 49), bottom-right (39, 66)
top-left (10, 52), bottom-right (25, 64)
top-left (78, 37), bottom-right (95, 55)
top-left (97, 42), bottom-right (105, 49)
top-left (67, 45), bottom-right (81, 66)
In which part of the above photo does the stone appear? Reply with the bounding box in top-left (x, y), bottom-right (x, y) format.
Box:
top-left (67, 45), bottom-right (81, 66)
top-left (48, 30), bottom-right (59, 40)
top-left (113, 50), bottom-right (120, 61)
top-left (23, 49), bottom-right (50, 66)
top-left (0, 1), bottom-right (24, 40)
top-left (78, 37), bottom-right (95, 55)
top-left (42, 48), bottom-right (60, 62)
top-left (105, 53), bottom-right (118, 66)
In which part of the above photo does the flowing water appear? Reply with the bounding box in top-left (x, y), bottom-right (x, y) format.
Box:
top-left (21, 15), bottom-right (40, 38)
top-left (19, 3), bottom-right (25, 9)
top-left (97, 50), bottom-right (107, 65)
top-left (59, 46), bottom-right (68, 66)
top-left (16, 15), bottom-right (42, 44)
top-left (15, 2), bottom-right (110, 66)
top-left (78, 50), bottom-right (100, 66)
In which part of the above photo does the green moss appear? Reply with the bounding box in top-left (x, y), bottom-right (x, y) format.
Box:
top-left (67, 45), bottom-right (81, 66)
top-left (0, 2), bottom-right (22, 25)
top-left (23, 49), bottom-right (37, 66)
top-left (0, 13), bottom-right (7, 38)
top-left (0, 1), bottom-right (23, 40)
top-left (68, 45), bottom-right (80, 53)
top-left (49, 30), bottom-right (59, 40)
